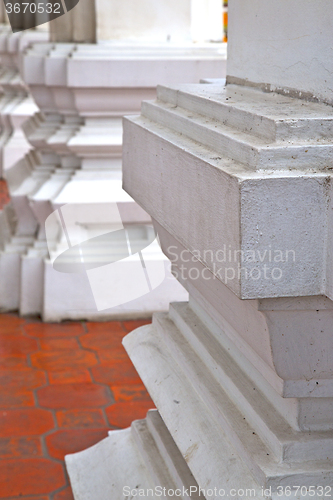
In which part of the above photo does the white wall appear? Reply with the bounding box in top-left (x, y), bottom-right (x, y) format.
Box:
top-left (96, 0), bottom-right (191, 42)
top-left (95, 0), bottom-right (222, 43)
top-left (227, 0), bottom-right (333, 105)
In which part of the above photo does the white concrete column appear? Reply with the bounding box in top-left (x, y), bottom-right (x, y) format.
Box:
top-left (226, 0), bottom-right (333, 105)
top-left (50, 0), bottom-right (96, 43)
top-left (66, 0), bottom-right (333, 497)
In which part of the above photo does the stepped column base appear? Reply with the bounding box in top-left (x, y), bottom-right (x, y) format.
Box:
top-left (68, 81), bottom-right (333, 497)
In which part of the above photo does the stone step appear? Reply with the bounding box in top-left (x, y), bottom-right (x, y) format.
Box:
top-left (123, 322), bottom-right (333, 491)
top-left (157, 83), bottom-right (333, 143)
top-left (142, 95), bottom-right (333, 171)
top-left (167, 303), bottom-right (333, 459)
top-left (132, 410), bottom-right (203, 499)
top-left (145, 410), bottom-right (202, 498)
top-left (65, 425), bottom-right (155, 500)
top-left (65, 409), bottom-right (204, 500)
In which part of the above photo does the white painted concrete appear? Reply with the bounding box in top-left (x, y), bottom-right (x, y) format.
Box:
top-left (66, 410), bottom-right (206, 500)
top-left (123, 83), bottom-right (333, 300)
top-left (227, 0), bottom-right (333, 105)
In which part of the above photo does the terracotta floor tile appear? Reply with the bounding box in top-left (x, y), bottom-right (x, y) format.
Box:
top-left (91, 360), bottom-right (142, 385)
top-left (0, 313), bottom-right (26, 330)
top-left (49, 369), bottom-right (92, 385)
top-left (0, 436), bottom-right (42, 458)
top-left (24, 322), bottom-right (85, 338)
top-left (97, 346), bottom-right (130, 362)
top-left (8, 497), bottom-right (49, 500)
top-left (54, 486), bottom-right (75, 500)
top-left (0, 389), bottom-right (35, 408)
top-left (111, 384), bottom-right (153, 402)
top-left (37, 383), bottom-right (112, 409)
top-left (0, 312), bottom-right (154, 498)
top-left (0, 368), bottom-right (47, 390)
top-left (80, 330), bottom-right (126, 351)
top-left (0, 409), bottom-right (54, 436)
top-left (85, 321), bottom-right (125, 334)
top-left (56, 409), bottom-right (106, 428)
top-left (0, 326), bottom-right (24, 335)
top-left (0, 353), bottom-right (29, 369)
top-left (122, 319), bottom-right (152, 332)
top-left (106, 401), bottom-right (155, 428)
top-left (0, 179), bottom-right (10, 209)
top-left (46, 429), bottom-right (109, 460)
top-left (39, 337), bottom-right (80, 350)
top-left (31, 350), bottom-right (98, 371)
top-left (0, 335), bottom-right (38, 356)
top-left (0, 458), bottom-right (65, 497)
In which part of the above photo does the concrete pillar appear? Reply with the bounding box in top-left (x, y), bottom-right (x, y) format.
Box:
top-left (50, 0), bottom-right (96, 43)
top-left (66, 0), bottom-right (333, 497)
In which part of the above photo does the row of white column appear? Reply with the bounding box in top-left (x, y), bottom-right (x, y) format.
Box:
top-left (0, 0), bottom-right (226, 320)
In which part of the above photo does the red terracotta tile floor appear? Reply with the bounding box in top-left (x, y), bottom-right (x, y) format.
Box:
top-left (0, 314), bottom-right (154, 499)
top-left (0, 180), bottom-right (10, 210)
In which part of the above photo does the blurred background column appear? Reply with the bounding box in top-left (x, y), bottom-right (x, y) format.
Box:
top-left (0, 0), bottom-right (226, 321)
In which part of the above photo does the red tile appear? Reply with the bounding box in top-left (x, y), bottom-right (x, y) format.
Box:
top-left (0, 436), bottom-right (42, 458)
top-left (97, 345), bottom-right (132, 362)
top-left (31, 350), bottom-right (98, 371)
top-left (111, 385), bottom-right (152, 402)
top-left (0, 368), bottom-right (47, 390)
top-left (24, 322), bottom-right (85, 338)
top-left (8, 497), bottom-right (49, 500)
top-left (39, 337), bottom-right (80, 350)
top-left (0, 409), bottom-right (54, 436)
top-left (54, 486), bottom-right (75, 500)
top-left (0, 326), bottom-right (23, 335)
top-left (0, 389), bottom-right (35, 408)
top-left (0, 458), bottom-right (65, 497)
top-left (49, 369), bottom-right (92, 384)
top-left (91, 360), bottom-right (142, 385)
top-left (0, 314), bottom-right (156, 498)
top-left (0, 179), bottom-right (10, 209)
top-left (80, 330), bottom-right (126, 351)
top-left (0, 313), bottom-right (25, 331)
top-left (122, 319), bottom-right (152, 332)
top-left (0, 353), bottom-right (29, 369)
top-left (37, 383), bottom-right (112, 409)
top-left (106, 401), bottom-right (154, 428)
top-left (56, 409), bottom-right (106, 428)
top-left (46, 429), bottom-right (109, 460)
top-left (0, 335), bottom-right (38, 356)
top-left (85, 321), bottom-right (125, 334)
